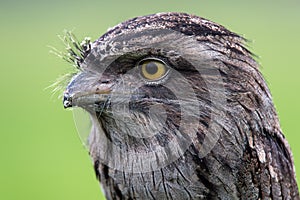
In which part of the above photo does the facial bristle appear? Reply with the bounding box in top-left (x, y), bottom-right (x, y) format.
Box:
top-left (50, 30), bottom-right (92, 69)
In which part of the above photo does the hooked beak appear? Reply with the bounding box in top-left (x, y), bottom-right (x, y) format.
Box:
top-left (62, 72), bottom-right (113, 110)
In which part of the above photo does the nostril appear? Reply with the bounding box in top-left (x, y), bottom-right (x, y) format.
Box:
top-left (63, 93), bottom-right (72, 108)
top-left (100, 80), bottom-right (110, 84)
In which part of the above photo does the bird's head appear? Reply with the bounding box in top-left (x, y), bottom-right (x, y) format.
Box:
top-left (62, 13), bottom-right (264, 173)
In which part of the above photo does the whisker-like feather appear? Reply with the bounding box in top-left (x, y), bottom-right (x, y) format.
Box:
top-left (48, 30), bottom-right (92, 99)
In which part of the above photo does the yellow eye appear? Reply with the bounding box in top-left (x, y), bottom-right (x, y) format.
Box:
top-left (138, 59), bottom-right (168, 81)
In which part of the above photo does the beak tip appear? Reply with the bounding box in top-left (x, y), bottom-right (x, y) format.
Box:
top-left (63, 92), bottom-right (72, 109)
top-left (63, 100), bottom-right (72, 109)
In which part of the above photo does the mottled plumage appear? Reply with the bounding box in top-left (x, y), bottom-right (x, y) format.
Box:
top-left (61, 13), bottom-right (299, 199)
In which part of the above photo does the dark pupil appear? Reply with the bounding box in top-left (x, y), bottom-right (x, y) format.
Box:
top-left (145, 62), bottom-right (158, 74)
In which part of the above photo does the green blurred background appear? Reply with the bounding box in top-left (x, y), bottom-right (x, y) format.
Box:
top-left (0, 0), bottom-right (299, 199)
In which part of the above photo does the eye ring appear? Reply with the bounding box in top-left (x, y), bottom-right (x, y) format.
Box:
top-left (137, 57), bottom-right (170, 83)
